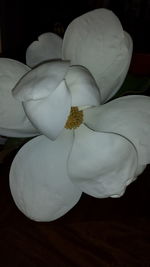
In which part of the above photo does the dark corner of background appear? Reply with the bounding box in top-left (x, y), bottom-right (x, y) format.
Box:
top-left (0, 0), bottom-right (150, 62)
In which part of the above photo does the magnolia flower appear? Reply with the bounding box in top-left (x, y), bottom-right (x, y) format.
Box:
top-left (0, 9), bottom-right (149, 222)
top-left (10, 61), bottom-right (149, 215)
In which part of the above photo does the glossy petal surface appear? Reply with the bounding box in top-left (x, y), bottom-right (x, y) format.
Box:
top-left (84, 95), bottom-right (150, 165)
top-left (65, 65), bottom-right (101, 107)
top-left (23, 81), bottom-right (71, 140)
top-left (9, 131), bottom-right (82, 222)
top-left (26, 32), bottom-right (63, 67)
top-left (62, 9), bottom-right (132, 102)
top-left (105, 31), bottom-right (133, 101)
top-left (13, 60), bottom-right (70, 101)
top-left (68, 125), bottom-right (137, 198)
top-left (0, 58), bottom-right (38, 137)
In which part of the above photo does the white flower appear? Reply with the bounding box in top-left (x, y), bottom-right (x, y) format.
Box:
top-left (0, 8), bottom-right (149, 222)
top-left (10, 60), bottom-right (150, 221)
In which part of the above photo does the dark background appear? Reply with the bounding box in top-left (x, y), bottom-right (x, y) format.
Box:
top-left (0, 0), bottom-right (150, 62)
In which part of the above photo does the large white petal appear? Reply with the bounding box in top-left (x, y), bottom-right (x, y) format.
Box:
top-left (13, 60), bottom-right (70, 101)
top-left (9, 130), bottom-right (82, 222)
top-left (84, 95), bottom-right (150, 165)
top-left (68, 124), bottom-right (138, 198)
top-left (26, 33), bottom-right (63, 68)
top-left (65, 65), bottom-right (101, 107)
top-left (0, 58), bottom-right (38, 137)
top-left (23, 80), bottom-right (71, 140)
top-left (62, 9), bottom-right (132, 102)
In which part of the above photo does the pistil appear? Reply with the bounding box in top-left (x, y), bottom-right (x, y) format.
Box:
top-left (65, 107), bottom-right (83, 129)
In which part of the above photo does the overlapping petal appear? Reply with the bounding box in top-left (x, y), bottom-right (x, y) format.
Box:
top-left (26, 33), bottom-right (63, 68)
top-left (23, 81), bottom-right (71, 140)
top-left (9, 130), bottom-right (82, 222)
top-left (13, 60), bottom-right (102, 139)
top-left (84, 95), bottom-right (150, 165)
top-left (13, 60), bottom-right (70, 101)
top-left (62, 8), bottom-right (132, 102)
top-left (68, 124), bottom-right (138, 198)
top-left (0, 58), bottom-right (38, 137)
top-left (65, 65), bottom-right (101, 107)
top-left (13, 61), bottom-right (72, 139)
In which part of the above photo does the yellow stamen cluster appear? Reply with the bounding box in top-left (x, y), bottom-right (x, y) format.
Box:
top-left (65, 107), bottom-right (83, 129)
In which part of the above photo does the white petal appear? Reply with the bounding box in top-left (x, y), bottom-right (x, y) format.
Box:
top-left (62, 9), bottom-right (132, 102)
top-left (9, 130), bottom-right (82, 222)
top-left (65, 65), bottom-right (101, 107)
top-left (26, 32), bottom-right (63, 68)
top-left (23, 80), bottom-right (71, 140)
top-left (0, 58), bottom-right (39, 137)
top-left (136, 165), bottom-right (146, 177)
top-left (84, 95), bottom-right (150, 165)
top-left (13, 60), bottom-right (70, 101)
top-left (99, 31), bottom-right (133, 102)
top-left (68, 124), bottom-right (138, 198)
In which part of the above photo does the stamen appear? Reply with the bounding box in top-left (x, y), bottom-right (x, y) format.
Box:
top-left (65, 107), bottom-right (83, 129)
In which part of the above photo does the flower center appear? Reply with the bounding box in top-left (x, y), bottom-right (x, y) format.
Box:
top-left (65, 107), bottom-right (83, 129)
